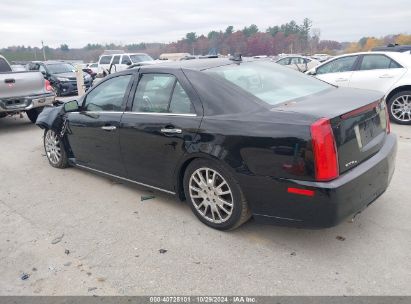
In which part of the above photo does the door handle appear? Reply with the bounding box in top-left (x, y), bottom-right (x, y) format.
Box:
top-left (101, 125), bottom-right (117, 131)
top-left (379, 74), bottom-right (394, 78)
top-left (160, 128), bottom-right (182, 134)
top-left (335, 78), bottom-right (348, 82)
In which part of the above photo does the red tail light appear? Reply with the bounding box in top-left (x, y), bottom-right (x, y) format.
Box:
top-left (310, 118), bottom-right (339, 181)
top-left (45, 80), bottom-right (53, 92)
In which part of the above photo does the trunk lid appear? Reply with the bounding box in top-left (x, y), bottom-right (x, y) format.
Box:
top-left (274, 87), bottom-right (388, 176)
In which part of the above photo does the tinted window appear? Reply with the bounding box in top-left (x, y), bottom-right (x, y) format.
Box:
top-left (316, 56), bottom-right (358, 74)
top-left (169, 81), bottom-right (195, 114)
top-left (206, 61), bottom-right (331, 106)
top-left (121, 55), bottom-right (131, 64)
top-left (84, 75), bottom-right (132, 112)
top-left (360, 55), bottom-right (402, 70)
top-left (112, 55), bottom-right (120, 65)
top-left (132, 74), bottom-right (175, 113)
top-left (0, 58), bottom-right (12, 72)
top-left (99, 56), bottom-right (112, 65)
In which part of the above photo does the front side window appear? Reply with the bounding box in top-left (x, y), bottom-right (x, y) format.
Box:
top-left (99, 56), bottom-right (112, 65)
top-left (84, 75), bottom-right (132, 112)
top-left (360, 55), bottom-right (402, 70)
top-left (290, 57), bottom-right (304, 64)
top-left (276, 58), bottom-right (290, 65)
top-left (206, 61), bottom-right (332, 106)
top-left (112, 55), bottom-right (121, 65)
top-left (132, 73), bottom-right (194, 114)
top-left (316, 56), bottom-right (358, 75)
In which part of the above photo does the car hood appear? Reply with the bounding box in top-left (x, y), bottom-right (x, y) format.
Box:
top-left (52, 72), bottom-right (76, 78)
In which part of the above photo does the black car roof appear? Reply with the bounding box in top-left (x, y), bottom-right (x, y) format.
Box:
top-left (138, 58), bottom-right (253, 72)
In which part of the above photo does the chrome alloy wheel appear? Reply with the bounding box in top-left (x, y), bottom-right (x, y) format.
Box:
top-left (391, 95), bottom-right (411, 122)
top-left (189, 167), bottom-right (234, 224)
top-left (45, 130), bottom-right (61, 165)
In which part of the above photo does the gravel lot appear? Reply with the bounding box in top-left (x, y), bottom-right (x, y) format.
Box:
top-left (0, 113), bottom-right (410, 296)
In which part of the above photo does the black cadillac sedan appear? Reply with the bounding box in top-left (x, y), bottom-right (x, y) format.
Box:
top-left (36, 58), bottom-right (397, 230)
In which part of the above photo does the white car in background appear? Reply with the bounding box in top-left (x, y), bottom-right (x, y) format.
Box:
top-left (97, 53), bottom-right (154, 76)
top-left (275, 55), bottom-right (321, 73)
top-left (307, 51), bottom-right (411, 124)
top-left (86, 62), bottom-right (98, 74)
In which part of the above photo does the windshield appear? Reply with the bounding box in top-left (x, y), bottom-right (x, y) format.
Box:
top-left (46, 63), bottom-right (76, 74)
top-left (205, 61), bottom-right (332, 106)
top-left (130, 54), bottom-right (153, 63)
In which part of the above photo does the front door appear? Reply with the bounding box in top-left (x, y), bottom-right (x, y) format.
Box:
top-left (66, 74), bottom-right (134, 176)
top-left (315, 55), bottom-right (359, 87)
top-left (119, 72), bottom-right (202, 191)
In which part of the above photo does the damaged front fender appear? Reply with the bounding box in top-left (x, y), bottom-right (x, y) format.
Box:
top-left (35, 104), bottom-right (65, 131)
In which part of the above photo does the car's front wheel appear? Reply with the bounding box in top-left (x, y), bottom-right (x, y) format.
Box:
top-left (44, 129), bottom-right (68, 168)
top-left (183, 159), bottom-right (251, 230)
top-left (387, 91), bottom-right (411, 125)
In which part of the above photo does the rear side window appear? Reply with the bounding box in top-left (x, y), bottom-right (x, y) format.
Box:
top-left (99, 56), bottom-right (112, 65)
top-left (360, 55), bottom-right (402, 70)
top-left (276, 58), bottom-right (290, 65)
top-left (316, 56), bottom-right (358, 74)
top-left (0, 58), bottom-right (12, 72)
top-left (132, 73), bottom-right (195, 114)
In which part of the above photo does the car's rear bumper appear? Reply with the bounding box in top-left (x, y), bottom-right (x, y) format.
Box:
top-left (0, 93), bottom-right (55, 113)
top-left (242, 133), bottom-right (397, 228)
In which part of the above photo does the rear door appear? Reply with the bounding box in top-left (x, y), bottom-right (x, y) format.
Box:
top-left (348, 54), bottom-right (406, 93)
top-left (66, 73), bottom-right (134, 176)
top-left (119, 71), bottom-right (203, 191)
top-left (315, 55), bottom-right (359, 87)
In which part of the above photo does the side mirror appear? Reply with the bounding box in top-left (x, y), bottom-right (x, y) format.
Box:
top-left (307, 68), bottom-right (317, 76)
top-left (64, 100), bottom-right (79, 112)
top-left (126, 61), bottom-right (132, 66)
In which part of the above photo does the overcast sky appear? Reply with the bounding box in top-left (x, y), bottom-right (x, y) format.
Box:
top-left (1, 0), bottom-right (410, 48)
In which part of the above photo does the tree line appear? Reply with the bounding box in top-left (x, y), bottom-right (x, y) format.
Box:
top-left (2, 19), bottom-right (410, 62)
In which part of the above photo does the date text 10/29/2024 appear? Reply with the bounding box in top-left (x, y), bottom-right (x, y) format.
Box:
top-left (149, 296), bottom-right (257, 303)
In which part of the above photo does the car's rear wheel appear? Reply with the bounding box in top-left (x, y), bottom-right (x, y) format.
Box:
top-left (44, 129), bottom-right (68, 168)
top-left (183, 159), bottom-right (251, 230)
top-left (387, 91), bottom-right (411, 125)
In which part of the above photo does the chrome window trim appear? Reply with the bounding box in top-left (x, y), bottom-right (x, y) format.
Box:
top-left (76, 164), bottom-right (176, 195)
top-left (69, 111), bottom-right (197, 117)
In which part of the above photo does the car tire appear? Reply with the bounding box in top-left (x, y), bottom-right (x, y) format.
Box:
top-left (26, 108), bottom-right (42, 123)
top-left (183, 159), bottom-right (252, 230)
top-left (43, 129), bottom-right (69, 169)
top-left (387, 91), bottom-right (411, 125)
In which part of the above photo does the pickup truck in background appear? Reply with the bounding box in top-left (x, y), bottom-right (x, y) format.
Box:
top-left (0, 55), bottom-right (55, 123)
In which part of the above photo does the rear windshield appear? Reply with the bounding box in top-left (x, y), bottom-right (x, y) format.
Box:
top-left (130, 54), bottom-right (153, 63)
top-left (205, 61), bottom-right (332, 106)
top-left (0, 58), bottom-right (12, 72)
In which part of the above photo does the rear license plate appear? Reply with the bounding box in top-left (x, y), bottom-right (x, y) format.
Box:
top-left (359, 115), bottom-right (382, 147)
